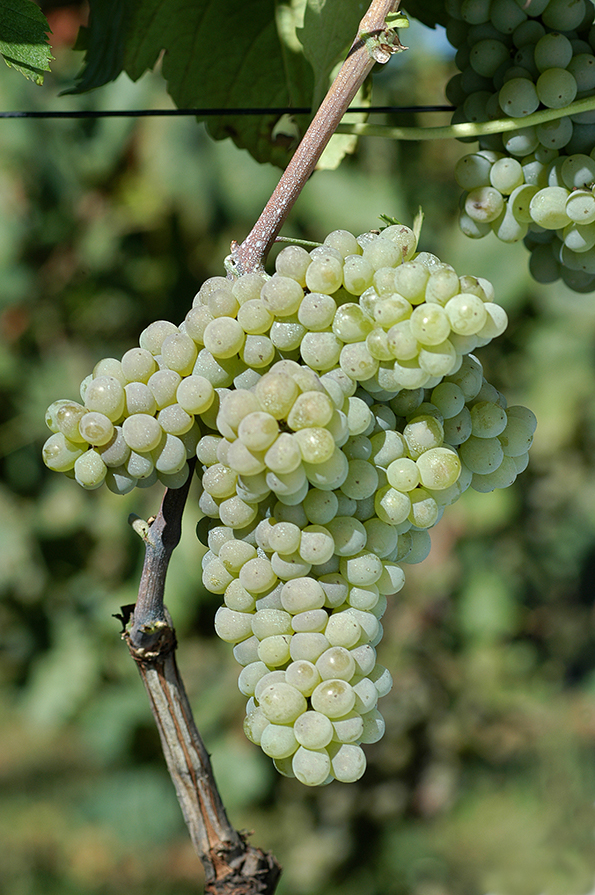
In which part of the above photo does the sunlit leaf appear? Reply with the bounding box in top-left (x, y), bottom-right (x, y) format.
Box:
top-left (0, 0), bottom-right (52, 85)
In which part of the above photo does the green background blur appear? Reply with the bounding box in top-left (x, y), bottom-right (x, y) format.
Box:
top-left (1, 9), bottom-right (594, 895)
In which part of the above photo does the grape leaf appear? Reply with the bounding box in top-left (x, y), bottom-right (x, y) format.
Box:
top-left (65, 0), bottom-right (370, 168)
top-left (0, 0), bottom-right (53, 85)
top-left (297, 0), bottom-right (367, 108)
top-left (401, 0), bottom-right (447, 29)
top-left (297, 0), bottom-right (371, 170)
top-left (65, 0), bottom-right (134, 92)
top-left (66, 0), bottom-right (313, 167)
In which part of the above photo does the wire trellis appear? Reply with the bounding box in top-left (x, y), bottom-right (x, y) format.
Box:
top-left (0, 105), bottom-right (454, 119)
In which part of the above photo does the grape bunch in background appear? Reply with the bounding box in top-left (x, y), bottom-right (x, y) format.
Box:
top-left (445, 0), bottom-right (595, 291)
top-left (42, 223), bottom-right (536, 785)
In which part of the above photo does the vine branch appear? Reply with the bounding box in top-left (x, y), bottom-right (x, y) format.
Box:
top-left (232, 0), bottom-right (403, 274)
top-left (121, 463), bottom-right (281, 895)
top-left (334, 92), bottom-right (595, 141)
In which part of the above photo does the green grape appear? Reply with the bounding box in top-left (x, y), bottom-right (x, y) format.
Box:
top-left (534, 32), bottom-right (574, 71)
top-left (260, 275), bottom-right (304, 316)
top-left (455, 153), bottom-right (494, 191)
top-left (465, 186), bottom-right (505, 222)
top-left (409, 303), bottom-right (451, 345)
top-left (362, 237), bottom-right (402, 269)
top-left (489, 163), bottom-right (522, 200)
top-left (418, 340), bottom-right (458, 377)
top-left (536, 117), bottom-right (573, 150)
top-left (274, 245), bottom-right (311, 285)
top-left (461, 0), bottom-right (492, 25)
top-left (504, 126), bottom-right (540, 157)
top-left (45, 399), bottom-right (87, 442)
top-left (459, 210), bottom-right (492, 238)
top-left (512, 19), bottom-right (545, 47)
top-left (499, 78), bottom-right (540, 117)
top-left (542, 0), bottom-right (587, 31)
top-left (84, 376), bottom-right (126, 421)
top-left (73, 449), bottom-right (108, 490)
top-left (459, 434), bottom-right (505, 473)
top-left (408, 487), bottom-right (440, 528)
top-left (207, 288), bottom-right (239, 319)
top-left (567, 52), bottom-right (595, 91)
top-left (340, 459), bottom-right (379, 500)
top-left (498, 415), bottom-right (535, 454)
top-left (463, 90), bottom-right (491, 122)
top-left (509, 183), bottom-right (539, 222)
top-left (149, 369), bottom-right (182, 408)
top-left (98, 427), bottom-right (130, 468)
top-left (536, 67), bottom-right (578, 107)
top-left (93, 357), bottom-right (127, 383)
top-left (105, 466), bottom-right (137, 495)
top-left (297, 293), bottom-right (337, 331)
top-left (236, 299), bottom-right (273, 335)
top-left (561, 153), bottom-right (595, 188)
top-left (202, 317), bottom-right (245, 359)
top-left (342, 255), bottom-right (375, 294)
top-left (562, 221), bottom-right (595, 251)
top-left (324, 229), bottom-right (361, 258)
top-left (416, 447), bottom-right (462, 489)
top-left (284, 660), bottom-right (321, 696)
top-left (530, 186), bottom-right (572, 228)
top-left (470, 400), bottom-right (508, 437)
top-left (127, 450), bottom-right (155, 481)
top-left (270, 316), bottom-right (306, 352)
top-left (125, 382), bottom-right (158, 416)
top-left (121, 347), bottom-right (158, 383)
top-left (157, 403), bottom-right (194, 436)
top-left (470, 38), bottom-right (511, 76)
top-left (490, 0), bottom-right (528, 33)
top-left (79, 411), bottom-right (114, 446)
top-left (42, 432), bottom-right (86, 471)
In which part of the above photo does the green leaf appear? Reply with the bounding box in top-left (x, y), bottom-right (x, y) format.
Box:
top-left (296, 0), bottom-right (371, 170)
top-left (67, 0), bottom-right (372, 168)
top-left (67, 0), bottom-right (314, 168)
top-left (297, 0), bottom-right (367, 108)
top-left (0, 0), bottom-right (52, 85)
top-left (63, 0), bottom-right (135, 94)
top-left (401, 0), bottom-right (447, 29)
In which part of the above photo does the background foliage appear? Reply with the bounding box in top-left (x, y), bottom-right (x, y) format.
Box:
top-left (1, 5), bottom-right (595, 895)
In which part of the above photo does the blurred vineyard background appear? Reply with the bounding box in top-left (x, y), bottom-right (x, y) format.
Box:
top-left (1, 4), bottom-right (595, 895)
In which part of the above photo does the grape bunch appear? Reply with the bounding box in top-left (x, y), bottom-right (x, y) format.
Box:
top-left (199, 359), bottom-right (533, 784)
top-left (42, 223), bottom-right (536, 784)
top-left (445, 0), bottom-right (595, 290)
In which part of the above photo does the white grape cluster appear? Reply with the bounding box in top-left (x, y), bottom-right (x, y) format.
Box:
top-left (41, 223), bottom-right (536, 784)
top-left (445, 0), bottom-right (595, 291)
top-left (196, 357), bottom-right (535, 785)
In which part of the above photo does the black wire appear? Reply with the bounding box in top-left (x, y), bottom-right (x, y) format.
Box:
top-left (0, 105), bottom-right (454, 119)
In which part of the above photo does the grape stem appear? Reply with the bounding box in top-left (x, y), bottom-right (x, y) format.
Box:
top-left (334, 92), bottom-right (595, 141)
top-left (122, 463), bottom-right (281, 895)
top-left (232, 0), bottom-right (403, 274)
